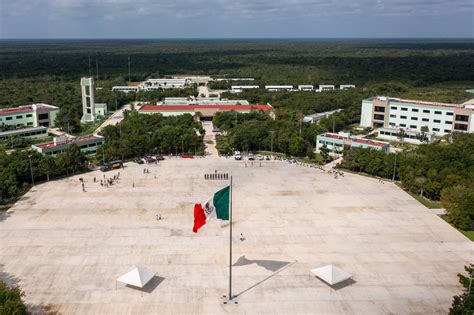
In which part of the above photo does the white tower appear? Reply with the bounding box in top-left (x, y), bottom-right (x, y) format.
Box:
top-left (81, 77), bottom-right (96, 123)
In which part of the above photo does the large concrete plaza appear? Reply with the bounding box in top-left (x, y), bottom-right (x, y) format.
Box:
top-left (0, 157), bottom-right (472, 314)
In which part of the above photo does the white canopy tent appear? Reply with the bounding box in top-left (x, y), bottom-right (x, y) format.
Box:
top-left (310, 265), bottom-right (352, 285)
top-left (117, 266), bottom-right (155, 288)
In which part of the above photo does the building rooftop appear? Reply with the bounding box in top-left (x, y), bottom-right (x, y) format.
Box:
top-left (34, 134), bottom-right (102, 149)
top-left (0, 126), bottom-right (48, 137)
top-left (140, 104), bottom-right (272, 111)
top-left (0, 104), bottom-right (57, 116)
top-left (320, 132), bottom-right (389, 147)
top-left (368, 96), bottom-right (467, 109)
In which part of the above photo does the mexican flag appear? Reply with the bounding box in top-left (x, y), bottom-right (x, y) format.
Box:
top-left (193, 186), bottom-right (230, 233)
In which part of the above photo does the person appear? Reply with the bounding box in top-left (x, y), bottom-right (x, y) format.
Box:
top-left (240, 233), bottom-right (245, 242)
top-left (94, 177), bottom-right (96, 183)
top-left (82, 182), bottom-right (85, 192)
top-left (132, 182), bottom-right (135, 188)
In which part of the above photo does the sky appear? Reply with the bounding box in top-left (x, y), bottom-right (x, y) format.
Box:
top-left (0, 0), bottom-right (473, 39)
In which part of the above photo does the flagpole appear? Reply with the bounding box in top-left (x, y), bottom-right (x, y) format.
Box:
top-left (228, 175), bottom-right (233, 301)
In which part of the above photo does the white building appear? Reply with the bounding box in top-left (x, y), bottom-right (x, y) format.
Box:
top-left (157, 97), bottom-right (249, 106)
top-left (303, 109), bottom-right (342, 123)
top-left (230, 86), bottom-right (260, 93)
top-left (316, 132), bottom-right (390, 157)
top-left (298, 85), bottom-right (314, 91)
top-left (265, 85), bottom-right (294, 92)
top-left (339, 84), bottom-right (356, 90)
top-left (112, 86), bottom-right (139, 93)
top-left (377, 127), bottom-right (436, 144)
top-left (317, 85), bottom-right (335, 92)
top-left (141, 78), bottom-right (188, 90)
top-left (360, 96), bottom-right (474, 138)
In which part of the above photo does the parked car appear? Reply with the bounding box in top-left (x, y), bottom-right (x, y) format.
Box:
top-left (265, 155), bottom-right (271, 160)
top-left (256, 154), bottom-right (264, 160)
top-left (248, 153), bottom-right (255, 160)
top-left (155, 155), bottom-right (165, 161)
top-left (234, 153), bottom-right (242, 160)
top-left (134, 158), bottom-right (144, 164)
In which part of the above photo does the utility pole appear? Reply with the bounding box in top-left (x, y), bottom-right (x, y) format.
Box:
top-left (314, 134), bottom-right (318, 151)
top-left (128, 56), bottom-right (131, 83)
top-left (332, 115), bottom-right (335, 133)
top-left (270, 130), bottom-right (275, 154)
top-left (392, 153), bottom-right (397, 181)
top-left (228, 176), bottom-right (234, 302)
top-left (28, 155), bottom-right (34, 186)
top-left (96, 58), bottom-right (99, 84)
top-left (88, 56), bottom-right (92, 77)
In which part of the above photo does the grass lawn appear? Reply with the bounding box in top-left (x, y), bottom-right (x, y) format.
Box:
top-left (406, 191), bottom-right (442, 209)
top-left (460, 230), bottom-right (474, 241)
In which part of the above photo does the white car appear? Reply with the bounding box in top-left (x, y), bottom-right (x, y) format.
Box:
top-left (256, 154), bottom-right (264, 160)
top-left (248, 153), bottom-right (255, 160)
top-left (234, 154), bottom-right (242, 160)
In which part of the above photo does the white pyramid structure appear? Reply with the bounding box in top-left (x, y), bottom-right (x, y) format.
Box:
top-left (310, 265), bottom-right (351, 285)
top-left (117, 266), bottom-right (155, 288)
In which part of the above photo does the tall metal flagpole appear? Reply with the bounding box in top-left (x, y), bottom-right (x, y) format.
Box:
top-left (228, 175), bottom-right (233, 301)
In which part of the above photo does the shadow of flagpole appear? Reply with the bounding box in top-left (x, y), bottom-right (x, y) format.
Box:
top-left (235, 260), bottom-right (298, 298)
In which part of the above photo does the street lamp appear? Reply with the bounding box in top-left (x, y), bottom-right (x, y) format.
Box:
top-left (269, 130), bottom-right (275, 154)
top-left (28, 155), bottom-right (34, 186)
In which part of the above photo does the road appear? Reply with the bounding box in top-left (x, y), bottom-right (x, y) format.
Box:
top-left (95, 104), bottom-right (131, 134)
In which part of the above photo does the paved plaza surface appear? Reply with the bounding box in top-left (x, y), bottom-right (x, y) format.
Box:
top-left (0, 157), bottom-right (472, 314)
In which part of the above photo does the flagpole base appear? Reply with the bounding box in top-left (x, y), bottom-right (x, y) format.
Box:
top-left (221, 295), bottom-right (239, 305)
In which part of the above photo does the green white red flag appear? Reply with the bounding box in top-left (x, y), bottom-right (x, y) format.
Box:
top-left (193, 186), bottom-right (230, 233)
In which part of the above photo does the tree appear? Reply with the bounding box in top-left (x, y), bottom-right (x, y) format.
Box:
top-left (449, 264), bottom-right (474, 314)
top-left (442, 186), bottom-right (474, 231)
top-left (0, 280), bottom-right (28, 315)
top-left (39, 156), bottom-right (56, 181)
top-left (319, 144), bottom-right (330, 162)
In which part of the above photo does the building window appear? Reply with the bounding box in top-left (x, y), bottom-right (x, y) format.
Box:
top-left (433, 119), bottom-right (441, 123)
top-left (422, 118), bottom-right (429, 122)
top-left (412, 108), bottom-right (419, 112)
top-left (16, 115), bottom-right (23, 119)
top-left (455, 114), bottom-right (469, 122)
top-left (432, 128), bottom-right (440, 132)
top-left (410, 125), bottom-right (417, 129)
top-left (400, 124), bottom-right (406, 127)
top-left (423, 109), bottom-right (430, 113)
top-left (401, 108), bottom-right (408, 111)
top-left (38, 113), bottom-right (49, 120)
top-left (26, 114), bottom-right (33, 118)
top-left (434, 111), bottom-right (442, 115)
top-left (6, 117), bottom-right (12, 120)
top-left (27, 122), bottom-right (33, 126)
top-left (447, 112), bottom-right (453, 116)
top-left (446, 121), bottom-right (452, 124)
top-left (374, 106), bottom-right (385, 113)
top-left (454, 123), bottom-right (468, 131)
top-left (389, 123), bottom-right (395, 126)
top-left (400, 115), bottom-right (407, 119)
top-left (390, 114), bottom-right (396, 118)
top-left (373, 114), bottom-right (384, 120)
top-left (390, 106), bottom-right (397, 110)
top-left (411, 117), bottom-right (418, 120)
top-left (444, 129), bottom-right (451, 133)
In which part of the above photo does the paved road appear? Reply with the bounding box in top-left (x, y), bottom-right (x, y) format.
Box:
top-left (202, 121), bottom-right (219, 158)
top-left (95, 104), bottom-right (131, 134)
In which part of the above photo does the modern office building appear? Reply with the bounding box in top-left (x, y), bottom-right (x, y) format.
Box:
top-left (360, 96), bottom-right (474, 137)
top-left (141, 79), bottom-right (188, 90)
top-left (230, 86), bottom-right (260, 93)
top-left (0, 104), bottom-right (59, 128)
top-left (316, 132), bottom-right (390, 156)
top-left (139, 104), bottom-right (273, 120)
top-left (32, 134), bottom-right (105, 156)
top-left (377, 127), bottom-right (436, 144)
top-left (0, 126), bottom-right (48, 142)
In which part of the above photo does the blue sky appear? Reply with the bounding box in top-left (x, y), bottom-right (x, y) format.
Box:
top-left (1, 0), bottom-right (473, 38)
